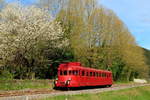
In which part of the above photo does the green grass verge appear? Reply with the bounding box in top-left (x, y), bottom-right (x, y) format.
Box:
top-left (43, 86), bottom-right (150, 100)
top-left (0, 80), bottom-right (53, 91)
top-left (114, 81), bottom-right (134, 84)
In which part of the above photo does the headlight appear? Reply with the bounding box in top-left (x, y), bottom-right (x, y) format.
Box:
top-left (66, 80), bottom-right (70, 85)
top-left (68, 78), bottom-right (72, 81)
top-left (55, 80), bottom-right (57, 84)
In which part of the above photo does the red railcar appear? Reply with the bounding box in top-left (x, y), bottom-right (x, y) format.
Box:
top-left (54, 62), bottom-right (113, 88)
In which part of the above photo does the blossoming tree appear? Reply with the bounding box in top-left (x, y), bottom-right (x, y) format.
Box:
top-left (0, 3), bottom-right (66, 79)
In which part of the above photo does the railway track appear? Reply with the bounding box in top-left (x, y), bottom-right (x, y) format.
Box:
top-left (0, 83), bottom-right (149, 100)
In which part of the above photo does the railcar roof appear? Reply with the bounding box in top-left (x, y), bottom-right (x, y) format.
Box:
top-left (58, 62), bottom-right (111, 73)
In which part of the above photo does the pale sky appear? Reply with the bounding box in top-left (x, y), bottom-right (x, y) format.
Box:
top-left (100, 0), bottom-right (150, 50)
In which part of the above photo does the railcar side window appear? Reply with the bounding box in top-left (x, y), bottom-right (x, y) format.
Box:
top-left (73, 70), bottom-right (75, 75)
top-left (93, 72), bottom-right (95, 77)
top-left (69, 70), bottom-right (72, 75)
top-left (96, 72), bottom-right (98, 77)
top-left (76, 70), bottom-right (78, 75)
top-left (86, 72), bottom-right (88, 76)
top-left (103, 73), bottom-right (106, 77)
top-left (99, 73), bottom-right (101, 77)
top-left (64, 70), bottom-right (67, 75)
top-left (102, 73), bottom-right (104, 77)
top-left (90, 72), bottom-right (92, 76)
top-left (82, 71), bottom-right (85, 76)
top-left (106, 74), bottom-right (108, 78)
top-left (73, 70), bottom-right (78, 75)
top-left (72, 70), bottom-right (75, 75)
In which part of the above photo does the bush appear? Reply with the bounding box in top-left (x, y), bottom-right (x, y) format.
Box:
top-left (0, 70), bottom-right (14, 80)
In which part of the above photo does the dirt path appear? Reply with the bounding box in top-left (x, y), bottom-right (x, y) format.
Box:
top-left (0, 83), bottom-right (149, 100)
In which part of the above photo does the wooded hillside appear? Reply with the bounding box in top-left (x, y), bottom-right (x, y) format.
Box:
top-left (143, 48), bottom-right (150, 77)
top-left (0, 0), bottom-right (149, 81)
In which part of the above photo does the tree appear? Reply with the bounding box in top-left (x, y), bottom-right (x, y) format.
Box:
top-left (56, 0), bottom-right (149, 81)
top-left (0, 3), bottom-right (67, 79)
top-left (1, 0), bottom-right (147, 80)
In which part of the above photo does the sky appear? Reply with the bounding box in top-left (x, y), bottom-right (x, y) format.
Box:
top-left (6, 0), bottom-right (36, 5)
top-left (100, 0), bottom-right (150, 50)
top-left (5, 0), bottom-right (150, 50)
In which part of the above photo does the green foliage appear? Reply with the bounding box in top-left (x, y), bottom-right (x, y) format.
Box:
top-left (143, 48), bottom-right (150, 78)
top-left (0, 70), bottom-right (14, 80)
top-left (0, 80), bottom-right (52, 91)
top-left (55, 0), bottom-right (149, 81)
top-left (0, 0), bottom-right (149, 81)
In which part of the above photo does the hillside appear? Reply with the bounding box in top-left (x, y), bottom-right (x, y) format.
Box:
top-left (143, 48), bottom-right (150, 77)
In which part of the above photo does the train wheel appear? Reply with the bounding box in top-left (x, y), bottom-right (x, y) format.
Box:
top-left (67, 87), bottom-right (70, 91)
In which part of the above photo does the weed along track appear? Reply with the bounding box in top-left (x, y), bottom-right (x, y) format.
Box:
top-left (0, 83), bottom-right (149, 100)
top-left (0, 89), bottom-right (60, 97)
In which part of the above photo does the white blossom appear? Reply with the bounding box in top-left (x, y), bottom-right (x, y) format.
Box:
top-left (0, 3), bottom-right (67, 64)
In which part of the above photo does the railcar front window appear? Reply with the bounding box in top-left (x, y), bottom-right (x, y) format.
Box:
top-left (64, 70), bottom-right (67, 75)
top-left (60, 70), bottom-right (63, 75)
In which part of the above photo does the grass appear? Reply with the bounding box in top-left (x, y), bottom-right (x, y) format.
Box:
top-left (42, 86), bottom-right (150, 100)
top-left (0, 80), bottom-right (127, 91)
top-left (0, 79), bottom-right (147, 92)
top-left (114, 81), bottom-right (134, 85)
top-left (0, 79), bottom-right (125, 91)
top-left (0, 79), bottom-right (53, 91)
